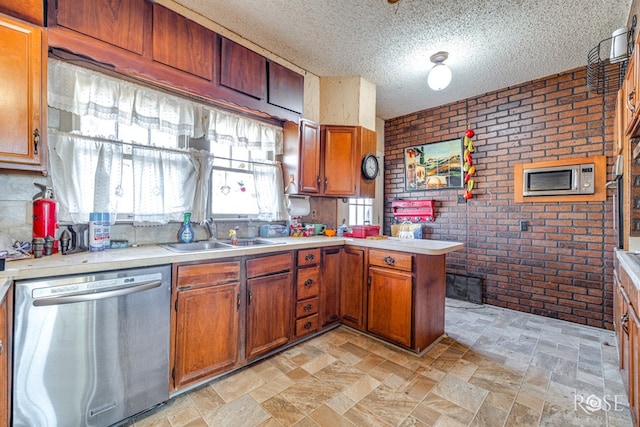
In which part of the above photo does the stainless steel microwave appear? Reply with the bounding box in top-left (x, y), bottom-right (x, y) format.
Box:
top-left (522, 163), bottom-right (595, 196)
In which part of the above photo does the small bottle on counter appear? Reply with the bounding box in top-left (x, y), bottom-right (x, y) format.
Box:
top-left (178, 212), bottom-right (194, 243)
top-left (89, 212), bottom-right (103, 252)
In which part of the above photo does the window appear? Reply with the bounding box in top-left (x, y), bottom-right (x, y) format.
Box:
top-left (47, 58), bottom-right (287, 225)
top-left (348, 198), bottom-right (373, 225)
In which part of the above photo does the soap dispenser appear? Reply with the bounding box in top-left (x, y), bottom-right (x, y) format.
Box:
top-left (229, 228), bottom-right (238, 246)
top-left (178, 212), bottom-right (194, 243)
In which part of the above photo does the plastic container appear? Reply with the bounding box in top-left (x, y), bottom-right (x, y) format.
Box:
top-left (178, 212), bottom-right (194, 243)
top-left (89, 212), bottom-right (103, 251)
top-left (350, 225), bottom-right (380, 238)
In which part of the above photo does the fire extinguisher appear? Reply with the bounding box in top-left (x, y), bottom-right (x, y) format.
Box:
top-left (32, 183), bottom-right (59, 254)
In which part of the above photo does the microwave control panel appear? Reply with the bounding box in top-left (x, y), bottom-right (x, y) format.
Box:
top-left (579, 165), bottom-right (595, 194)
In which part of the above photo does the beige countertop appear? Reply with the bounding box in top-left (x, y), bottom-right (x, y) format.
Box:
top-left (617, 249), bottom-right (640, 286)
top-left (0, 236), bottom-right (464, 282)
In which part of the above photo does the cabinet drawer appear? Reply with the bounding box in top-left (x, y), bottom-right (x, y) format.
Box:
top-left (177, 261), bottom-right (240, 289)
top-left (295, 314), bottom-right (318, 338)
top-left (296, 266), bottom-right (320, 299)
top-left (369, 249), bottom-right (412, 272)
top-left (296, 297), bottom-right (319, 318)
top-left (297, 248), bottom-right (320, 266)
top-left (247, 252), bottom-right (293, 278)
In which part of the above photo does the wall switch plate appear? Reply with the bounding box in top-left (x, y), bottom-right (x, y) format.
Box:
top-left (457, 195), bottom-right (466, 203)
top-left (311, 209), bottom-right (316, 220)
top-left (519, 220), bottom-right (528, 231)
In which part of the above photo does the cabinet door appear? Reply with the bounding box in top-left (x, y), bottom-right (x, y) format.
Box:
top-left (340, 246), bottom-right (366, 330)
top-left (174, 283), bottom-right (240, 389)
top-left (152, 4), bottom-right (215, 80)
top-left (0, 0), bottom-right (44, 25)
top-left (367, 266), bottom-right (413, 348)
top-left (614, 88), bottom-right (625, 156)
top-left (0, 16), bottom-right (43, 170)
top-left (246, 272), bottom-right (293, 360)
top-left (56, 0), bottom-right (145, 55)
top-left (299, 119), bottom-right (322, 194)
top-left (268, 61), bottom-right (303, 113)
top-left (320, 247), bottom-right (341, 327)
top-left (220, 37), bottom-right (266, 100)
top-left (322, 126), bottom-right (358, 196)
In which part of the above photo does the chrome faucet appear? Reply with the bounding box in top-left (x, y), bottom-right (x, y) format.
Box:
top-left (203, 218), bottom-right (217, 240)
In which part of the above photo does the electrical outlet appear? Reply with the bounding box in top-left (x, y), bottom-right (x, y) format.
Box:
top-left (311, 209), bottom-right (317, 220)
top-left (457, 195), bottom-right (466, 203)
top-left (519, 220), bottom-right (528, 231)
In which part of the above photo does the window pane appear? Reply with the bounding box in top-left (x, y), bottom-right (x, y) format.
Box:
top-left (210, 169), bottom-right (258, 216)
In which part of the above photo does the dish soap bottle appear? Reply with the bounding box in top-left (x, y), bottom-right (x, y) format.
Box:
top-left (178, 212), bottom-right (194, 243)
top-left (229, 228), bottom-right (238, 246)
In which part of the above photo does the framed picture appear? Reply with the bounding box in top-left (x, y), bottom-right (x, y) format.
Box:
top-left (404, 138), bottom-right (463, 191)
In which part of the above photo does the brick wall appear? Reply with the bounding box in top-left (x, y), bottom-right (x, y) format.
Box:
top-left (384, 67), bottom-right (617, 329)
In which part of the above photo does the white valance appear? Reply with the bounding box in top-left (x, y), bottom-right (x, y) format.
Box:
top-left (48, 59), bottom-right (283, 152)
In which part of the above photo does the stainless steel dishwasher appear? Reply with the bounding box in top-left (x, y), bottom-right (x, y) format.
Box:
top-left (13, 264), bottom-right (171, 427)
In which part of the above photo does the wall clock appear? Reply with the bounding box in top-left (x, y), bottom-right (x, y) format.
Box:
top-left (361, 153), bottom-right (379, 180)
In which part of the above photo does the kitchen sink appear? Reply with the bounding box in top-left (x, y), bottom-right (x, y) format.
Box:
top-left (160, 238), bottom-right (284, 252)
top-left (218, 238), bottom-right (283, 247)
top-left (160, 240), bottom-right (234, 252)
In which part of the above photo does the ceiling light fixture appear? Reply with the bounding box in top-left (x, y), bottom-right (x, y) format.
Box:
top-left (427, 51), bottom-right (452, 91)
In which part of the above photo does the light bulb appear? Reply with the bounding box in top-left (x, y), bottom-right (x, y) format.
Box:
top-left (428, 63), bottom-right (452, 91)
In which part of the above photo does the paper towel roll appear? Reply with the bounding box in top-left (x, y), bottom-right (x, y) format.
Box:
top-left (287, 195), bottom-right (310, 216)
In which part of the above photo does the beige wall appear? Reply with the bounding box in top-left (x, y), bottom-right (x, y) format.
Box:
top-left (319, 77), bottom-right (377, 130)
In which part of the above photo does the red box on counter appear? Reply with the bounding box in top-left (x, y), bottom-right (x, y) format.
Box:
top-left (349, 225), bottom-right (380, 238)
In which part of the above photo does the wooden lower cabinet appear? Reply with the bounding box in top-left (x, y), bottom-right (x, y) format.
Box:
top-left (366, 249), bottom-right (446, 353)
top-left (320, 247), bottom-right (341, 327)
top-left (367, 265), bottom-right (413, 348)
top-left (340, 246), bottom-right (367, 330)
top-left (614, 260), bottom-right (640, 426)
top-left (246, 271), bottom-right (293, 360)
top-left (245, 252), bottom-right (294, 361)
top-left (294, 249), bottom-right (320, 338)
top-left (173, 261), bottom-right (241, 389)
top-left (174, 283), bottom-right (240, 389)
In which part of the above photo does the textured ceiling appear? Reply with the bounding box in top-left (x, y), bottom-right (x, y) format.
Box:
top-left (172, 0), bottom-right (632, 120)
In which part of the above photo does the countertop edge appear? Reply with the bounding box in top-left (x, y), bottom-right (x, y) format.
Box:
top-left (2, 236), bottom-right (464, 281)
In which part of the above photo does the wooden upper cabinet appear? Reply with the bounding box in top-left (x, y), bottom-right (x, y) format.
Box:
top-left (152, 4), bottom-right (215, 80)
top-left (220, 37), bottom-right (267, 100)
top-left (268, 61), bottom-right (303, 113)
top-left (322, 126), bottom-right (359, 196)
top-left (0, 0), bottom-right (44, 25)
top-left (0, 15), bottom-right (44, 171)
top-left (299, 120), bottom-right (322, 194)
top-left (56, 0), bottom-right (145, 55)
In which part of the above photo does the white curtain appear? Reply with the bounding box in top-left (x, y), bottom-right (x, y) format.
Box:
top-left (253, 162), bottom-right (288, 221)
top-left (47, 59), bottom-right (286, 225)
top-left (48, 131), bottom-right (123, 224)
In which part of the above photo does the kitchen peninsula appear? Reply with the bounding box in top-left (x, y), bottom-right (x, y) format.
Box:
top-left (2, 236), bottom-right (462, 404)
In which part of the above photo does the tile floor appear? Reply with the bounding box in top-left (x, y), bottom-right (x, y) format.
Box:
top-left (129, 300), bottom-right (632, 426)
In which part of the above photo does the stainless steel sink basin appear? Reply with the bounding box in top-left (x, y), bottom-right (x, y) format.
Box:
top-left (160, 238), bottom-right (284, 252)
top-left (160, 240), bottom-right (234, 252)
top-left (218, 238), bottom-right (282, 247)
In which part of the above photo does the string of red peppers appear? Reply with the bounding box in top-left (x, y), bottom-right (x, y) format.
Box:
top-left (463, 126), bottom-right (476, 199)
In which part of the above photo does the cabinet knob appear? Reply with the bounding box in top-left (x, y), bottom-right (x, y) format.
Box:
top-left (305, 253), bottom-right (315, 262)
top-left (304, 321), bottom-right (312, 330)
top-left (304, 303), bottom-right (313, 312)
top-left (304, 278), bottom-right (314, 287)
top-left (383, 256), bottom-right (395, 266)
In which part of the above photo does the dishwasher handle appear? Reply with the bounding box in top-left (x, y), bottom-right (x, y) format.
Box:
top-left (33, 280), bottom-right (163, 307)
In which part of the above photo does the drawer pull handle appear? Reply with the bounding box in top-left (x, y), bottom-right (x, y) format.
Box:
top-left (628, 89), bottom-right (637, 114)
top-left (622, 312), bottom-right (629, 335)
top-left (304, 303), bottom-right (313, 312)
top-left (33, 128), bottom-right (40, 155)
top-left (304, 321), bottom-right (313, 330)
top-left (304, 278), bottom-right (314, 287)
top-left (383, 256), bottom-right (395, 266)
top-left (305, 253), bottom-right (315, 262)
